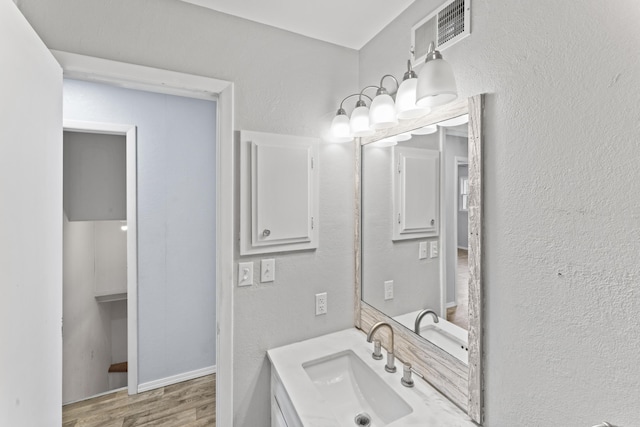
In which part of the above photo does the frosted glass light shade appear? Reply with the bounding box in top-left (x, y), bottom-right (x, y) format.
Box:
top-left (396, 132), bottom-right (412, 142)
top-left (395, 78), bottom-right (430, 120)
top-left (416, 58), bottom-right (457, 108)
top-left (350, 105), bottom-right (374, 137)
top-left (369, 93), bottom-right (398, 130)
top-left (330, 114), bottom-right (352, 141)
top-left (411, 125), bottom-right (438, 135)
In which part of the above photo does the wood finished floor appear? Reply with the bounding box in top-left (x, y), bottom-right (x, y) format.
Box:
top-left (446, 248), bottom-right (469, 330)
top-left (63, 374), bottom-right (215, 427)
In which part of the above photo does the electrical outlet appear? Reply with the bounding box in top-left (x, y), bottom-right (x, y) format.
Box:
top-left (315, 292), bottom-right (327, 315)
top-left (238, 262), bottom-right (253, 287)
top-left (429, 241), bottom-right (439, 258)
top-left (261, 258), bottom-right (275, 282)
top-left (419, 242), bottom-right (428, 259)
top-left (384, 280), bottom-right (394, 300)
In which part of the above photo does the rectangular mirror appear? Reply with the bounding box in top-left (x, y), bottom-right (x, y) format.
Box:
top-left (355, 95), bottom-right (483, 423)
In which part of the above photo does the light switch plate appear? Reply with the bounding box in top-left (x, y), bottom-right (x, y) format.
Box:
top-left (238, 262), bottom-right (253, 287)
top-left (261, 258), bottom-right (275, 282)
top-left (429, 241), bottom-right (439, 258)
top-left (384, 280), bottom-right (394, 300)
top-left (419, 242), bottom-right (428, 259)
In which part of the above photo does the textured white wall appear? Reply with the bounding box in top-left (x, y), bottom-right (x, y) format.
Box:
top-left (361, 1), bottom-right (640, 425)
top-left (0, 1), bottom-right (62, 424)
top-left (16, 1), bottom-right (359, 424)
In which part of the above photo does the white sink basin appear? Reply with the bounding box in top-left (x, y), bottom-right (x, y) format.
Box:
top-left (303, 350), bottom-right (412, 426)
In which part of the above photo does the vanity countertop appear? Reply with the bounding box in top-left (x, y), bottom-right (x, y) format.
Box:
top-left (267, 328), bottom-right (476, 426)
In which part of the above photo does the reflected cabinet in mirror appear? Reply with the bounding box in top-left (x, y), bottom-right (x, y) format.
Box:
top-left (355, 95), bottom-right (483, 424)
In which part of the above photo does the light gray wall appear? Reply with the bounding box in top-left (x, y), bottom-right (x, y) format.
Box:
top-left (63, 131), bottom-right (126, 221)
top-left (443, 133), bottom-right (467, 305)
top-left (0, 1), bottom-right (62, 425)
top-left (361, 136), bottom-right (441, 318)
top-left (16, 4), bottom-right (358, 423)
top-left (62, 78), bottom-right (217, 385)
top-left (361, 1), bottom-right (640, 425)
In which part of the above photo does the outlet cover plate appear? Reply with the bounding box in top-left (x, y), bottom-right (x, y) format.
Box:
top-left (384, 280), bottom-right (394, 300)
top-left (315, 292), bottom-right (327, 315)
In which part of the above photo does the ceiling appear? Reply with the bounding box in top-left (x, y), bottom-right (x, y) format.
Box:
top-left (181, 0), bottom-right (415, 50)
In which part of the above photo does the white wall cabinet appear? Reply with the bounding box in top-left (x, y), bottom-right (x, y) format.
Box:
top-left (240, 131), bottom-right (319, 255)
top-left (393, 147), bottom-right (440, 241)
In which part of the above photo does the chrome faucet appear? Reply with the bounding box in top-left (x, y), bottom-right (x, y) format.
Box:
top-left (414, 309), bottom-right (439, 334)
top-left (366, 321), bottom-right (396, 373)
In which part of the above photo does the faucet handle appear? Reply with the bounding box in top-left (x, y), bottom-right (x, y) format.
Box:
top-left (401, 362), bottom-right (414, 387)
top-left (372, 339), bottom-right (383, 360)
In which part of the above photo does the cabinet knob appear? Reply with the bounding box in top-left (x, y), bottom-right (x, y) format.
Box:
top-left (430, 219), bottom-right (435, 226)
top-left (262, 229), bottom-right (271, 237)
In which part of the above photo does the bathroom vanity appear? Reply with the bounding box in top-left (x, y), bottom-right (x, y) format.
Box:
top-left (268, 328), bottom-right (475, 427)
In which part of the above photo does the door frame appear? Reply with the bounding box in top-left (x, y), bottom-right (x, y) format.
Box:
top-left (52, 51), bottom-right (235, 425)
top-left (63, 120), bottom-right (138, 395)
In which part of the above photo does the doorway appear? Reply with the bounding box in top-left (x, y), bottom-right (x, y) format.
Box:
top-left (62, 122), bottom-right (138, 403)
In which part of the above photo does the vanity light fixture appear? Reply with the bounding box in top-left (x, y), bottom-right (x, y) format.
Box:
top-left (416, 42), bottom-right (458, 108)
top-left (329, 41), bottom-right (457, 140)
top-left (369, 75), bottom-right (399, 130)
top-left (396, 60), bottom-right (430, 120)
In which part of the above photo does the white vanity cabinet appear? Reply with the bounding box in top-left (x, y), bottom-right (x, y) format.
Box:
top-left (393, 147), bottom-right (439, 241)
top-left (271, 371), bottom-right (303, 427)
top-left (240, 130), bottom-right (319, 255)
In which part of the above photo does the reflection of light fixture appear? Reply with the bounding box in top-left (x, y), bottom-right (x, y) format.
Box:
top-left (120, 221), bottom-right (128, 231)
top-left (396, 132), bottom-right (412, 142)
top-left (416, 42), bottom-right (457, 108)
top-left (437, 113), bottom-right (469, 127)
top-left (396, 61), bottom-right (430, 120)
top-left (371, 136), bottom-right (398, 147)
top-left (411, 125), bottom-right (438, 135)
top-left (369, 75), bottom-right (399, 130)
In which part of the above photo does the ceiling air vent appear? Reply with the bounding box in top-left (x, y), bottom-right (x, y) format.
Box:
top-left (411, 0), bottom-right (470, 66)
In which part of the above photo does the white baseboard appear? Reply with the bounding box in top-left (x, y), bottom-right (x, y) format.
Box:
top-left (137, 365), bottom-right (216, 393)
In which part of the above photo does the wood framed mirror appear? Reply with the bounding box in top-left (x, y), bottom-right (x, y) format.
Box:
top-left (354, 94), bottom-right (484, 423)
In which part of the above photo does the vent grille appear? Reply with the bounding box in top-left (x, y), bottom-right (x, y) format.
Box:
top-left (411, 0), bottom-right (471, 66)
top-left (438, 0), bottom-right (466, 45)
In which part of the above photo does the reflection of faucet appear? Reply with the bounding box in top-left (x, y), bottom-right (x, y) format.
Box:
top-left (414, 309), bottom-right (439, 333)
top-left (366, 322), bottom-right (397, 373)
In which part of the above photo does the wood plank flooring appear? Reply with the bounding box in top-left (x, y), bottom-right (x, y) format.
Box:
top-left (63, 374), bottom-right (215, 427)
top-left (446, 248), bottom-right (469, 330)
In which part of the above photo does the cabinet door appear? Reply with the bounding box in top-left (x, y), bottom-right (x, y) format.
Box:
top-left (240, 131), bottom-right (319, 255)
top-left (393, 147), bottom-right (440, 240)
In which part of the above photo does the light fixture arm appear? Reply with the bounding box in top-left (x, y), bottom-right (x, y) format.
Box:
top-left (377, 74), bottom-right (399, 96)
top-left (335, 93), bottom-right (373, 115)
top-left (402, 60), bottom-right (417, 81)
